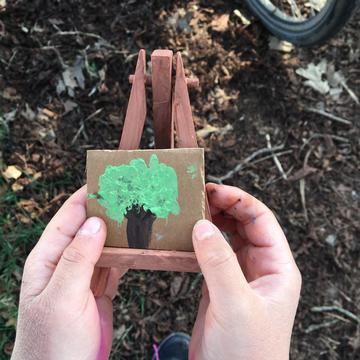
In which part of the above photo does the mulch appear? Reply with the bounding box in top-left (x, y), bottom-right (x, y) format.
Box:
top-left (0, 1), bottom-right (359, 359)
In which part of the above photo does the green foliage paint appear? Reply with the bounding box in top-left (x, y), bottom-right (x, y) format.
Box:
top-left (92, 154), bottom-right (180, 225)
top-left (187, 164), bottom-right (197, 179)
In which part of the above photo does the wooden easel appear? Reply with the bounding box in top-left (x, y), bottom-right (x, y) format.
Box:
top-left (91, 49), bottom-right (210, 297)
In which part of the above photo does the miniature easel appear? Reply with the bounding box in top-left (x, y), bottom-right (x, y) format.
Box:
top-left (91, 49), bottom-right (210, 297)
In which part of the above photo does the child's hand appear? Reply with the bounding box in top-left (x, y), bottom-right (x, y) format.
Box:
top-left (190, 183), bottom-right (301, 360)
top-left (11, 186), bottom-right (119, 360)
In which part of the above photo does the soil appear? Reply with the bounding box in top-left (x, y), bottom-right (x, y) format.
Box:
top-left (0, 1), bottom-right (359, 359)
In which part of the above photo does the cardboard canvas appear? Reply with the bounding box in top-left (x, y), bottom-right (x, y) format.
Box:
top-left (87, 148), bottom-right (205, 251)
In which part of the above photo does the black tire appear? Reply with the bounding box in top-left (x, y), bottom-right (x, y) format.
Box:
top-left (244, 0), bottom-right (360, 46)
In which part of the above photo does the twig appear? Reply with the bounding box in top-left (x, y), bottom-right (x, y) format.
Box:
top-left (206, 145), bottom-right (284, 183)
top-left (304, 319), bottom-right (339, 334)
top-left (306, 107), bottom-right (353, 126)
top-left (251, 150), bottom-right (293, 166)
top-left (300, 133), bottom-right (350, 152)
top-left (40, 46), bottom-right (67, 69)
top-left (264, 164), bottom-right (294, 187)
top-left (266, 134), bottom-right (287, 180)
top-left (52, 31), bottom-right (116, 49)
top-left (71, 108), bottom-right (103, 145)
top-left (340, 80), bottom-right (359, 105)
top-left (6, 49), bottom-right (18, 70)
top-left (207, 146), bottom-right (293, 184)
top-left (299, 178), bottom-right (308, 222)
top-left (311, 306), bottom-right (360, 324)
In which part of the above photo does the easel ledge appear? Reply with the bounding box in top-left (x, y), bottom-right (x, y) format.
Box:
top-left (97, 247), bottom-right (200, 272)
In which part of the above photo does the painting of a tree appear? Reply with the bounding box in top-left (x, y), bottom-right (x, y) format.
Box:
top-left (93, 154), bottom-right (180, 249)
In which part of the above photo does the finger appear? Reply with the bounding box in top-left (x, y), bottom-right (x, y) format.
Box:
top-left (192, 220), bottom-right (251, 309)
top-left (190, 281), bottom-right (209, 355)
top-left (206, 183), bottom-right (296, 271)
top-left (22, 186), bottom-right (87, 297)
top-left (45, 217), bottom-right (106, 303)
top-left (96, 296), bottom-right (113, 360)
top-left (104, 268), bottom-right (122, 300)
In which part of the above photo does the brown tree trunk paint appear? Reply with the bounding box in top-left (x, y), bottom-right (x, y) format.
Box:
top-left (125, 205), bottom-right (156, 249)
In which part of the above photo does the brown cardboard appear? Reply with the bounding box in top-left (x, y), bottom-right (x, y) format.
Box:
top-left (87, 148), bottom-right (205, 251)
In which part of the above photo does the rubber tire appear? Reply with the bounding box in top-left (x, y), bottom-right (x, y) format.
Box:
top-left (244, 0), bottom-right (360, 46)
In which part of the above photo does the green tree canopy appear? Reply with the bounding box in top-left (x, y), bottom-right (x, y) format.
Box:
top-left (95, 154), bottom-right (180, 224)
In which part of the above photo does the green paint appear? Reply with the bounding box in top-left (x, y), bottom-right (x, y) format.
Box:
top-left (87, 193), bottom-right (98, 200)
top-left (187, 164), bottom-right (197, 179)
top-left (92, 154), bottom-right (180, 224)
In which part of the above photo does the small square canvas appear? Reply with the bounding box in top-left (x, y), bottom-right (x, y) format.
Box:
top-left (86, 149), bottom-right (205, 251)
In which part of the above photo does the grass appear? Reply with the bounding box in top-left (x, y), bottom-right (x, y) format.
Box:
top-left (0, 181), bottom-right (46, 358)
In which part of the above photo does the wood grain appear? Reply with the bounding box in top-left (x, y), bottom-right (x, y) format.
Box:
top-left (151, 49), bottom-right (173, 148)
top-left (97, 247), bottom-right (200, 272)
top-left (91, 50), bottom-right (210, 297)
top-left (172, 52), bottom-right (212, 220)
top-left (92, 49), bottom-right (147, 297)
top-left (119, 49), bottom-right (147, 150)
top-left (129, 74), bottom-right (199, 88)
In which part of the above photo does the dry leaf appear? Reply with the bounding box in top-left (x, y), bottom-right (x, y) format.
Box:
top-left (296, 60), bottom-right (330, 94)
top-left (196, 124), bottom-right (219, 138)
top-left (211, 14), bottom-right (229, 32)
top-left (288, 166), bottom-right (317, 181)
top-left (2, 165), bottom-right (22, 180)
top-left (233, 9), bottom-right (251, 26)
top-left (20, 104), bottom-right (36, 121)
top-left (41, 108), bottom-right (58, 119)
top-left (1, 87), bottom-right (21, 101)
top-left (170, 276), bottom-right (184, 297)
top-left (11, 182), bottom-right (24, 192)
top-left (269, 36), bottom-right (294, 53)
top-left (15, 213), bottom-right (31, 224)
top-left (307, 0), bottom-right (326, 12)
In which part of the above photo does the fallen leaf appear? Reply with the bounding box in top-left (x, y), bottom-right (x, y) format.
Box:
top-left (196, 124), bottom-right (219, 138)
top-left (170, 276), bottom-right (183, 297)
top-left (1, 87), bottom-right (21, 101)
top-left (11, 182), bottom-right (24, 192)
top-left (2, 109), bottom-right (16, 122)
top-left (269, 36), bottom-right (294, 53)
top-left (211, 14), bottom-right (229, 32)
top-left (307, 0), bottom-right (327, 12)
top-left (63, 100), bottom-right (78, 114)
top-left (20, 103), bottom-right (36, 121)
top-left (15, 213), bottom-right (31, 224)
top-left (288, 166), bottom-right (317, 181)
top-left (296, 60), bottom-right (330, 94)
top-left (59, 56), bottom-right (86, 97)
top-left (41, 108), bottom-right (58, 119)
top-left (233, 9), bottom-right (251, 26)
top-left (2, 165), bottom-right (22, 180)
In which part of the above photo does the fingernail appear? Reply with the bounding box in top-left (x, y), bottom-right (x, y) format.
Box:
top-left (79, 217), bottom-right (101, 235)
top-left (194, 220), bottom-right (215, 241)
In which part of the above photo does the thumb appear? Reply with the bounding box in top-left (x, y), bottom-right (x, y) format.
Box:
top-left (192, 220), bottom-right (250, 308)
top-left (46, 217), bottom-right (106, 302)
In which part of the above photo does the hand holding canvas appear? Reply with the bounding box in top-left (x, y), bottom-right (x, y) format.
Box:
top-left (11, 183), bottom-right (301, 360)
top-left (190, 183), bottom-right (302, 360)
top-left (11, 186), bottom-right (120, 360)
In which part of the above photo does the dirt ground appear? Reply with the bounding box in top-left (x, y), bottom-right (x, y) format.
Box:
top-left (0, 1), bottom-right (359, 359)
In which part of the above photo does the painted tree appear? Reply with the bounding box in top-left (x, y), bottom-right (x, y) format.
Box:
top-left (94, 154), bottom-right (180, 249)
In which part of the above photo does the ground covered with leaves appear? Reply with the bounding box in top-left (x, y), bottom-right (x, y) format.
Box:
top-left (0, 1), bottom-right (359, 359)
